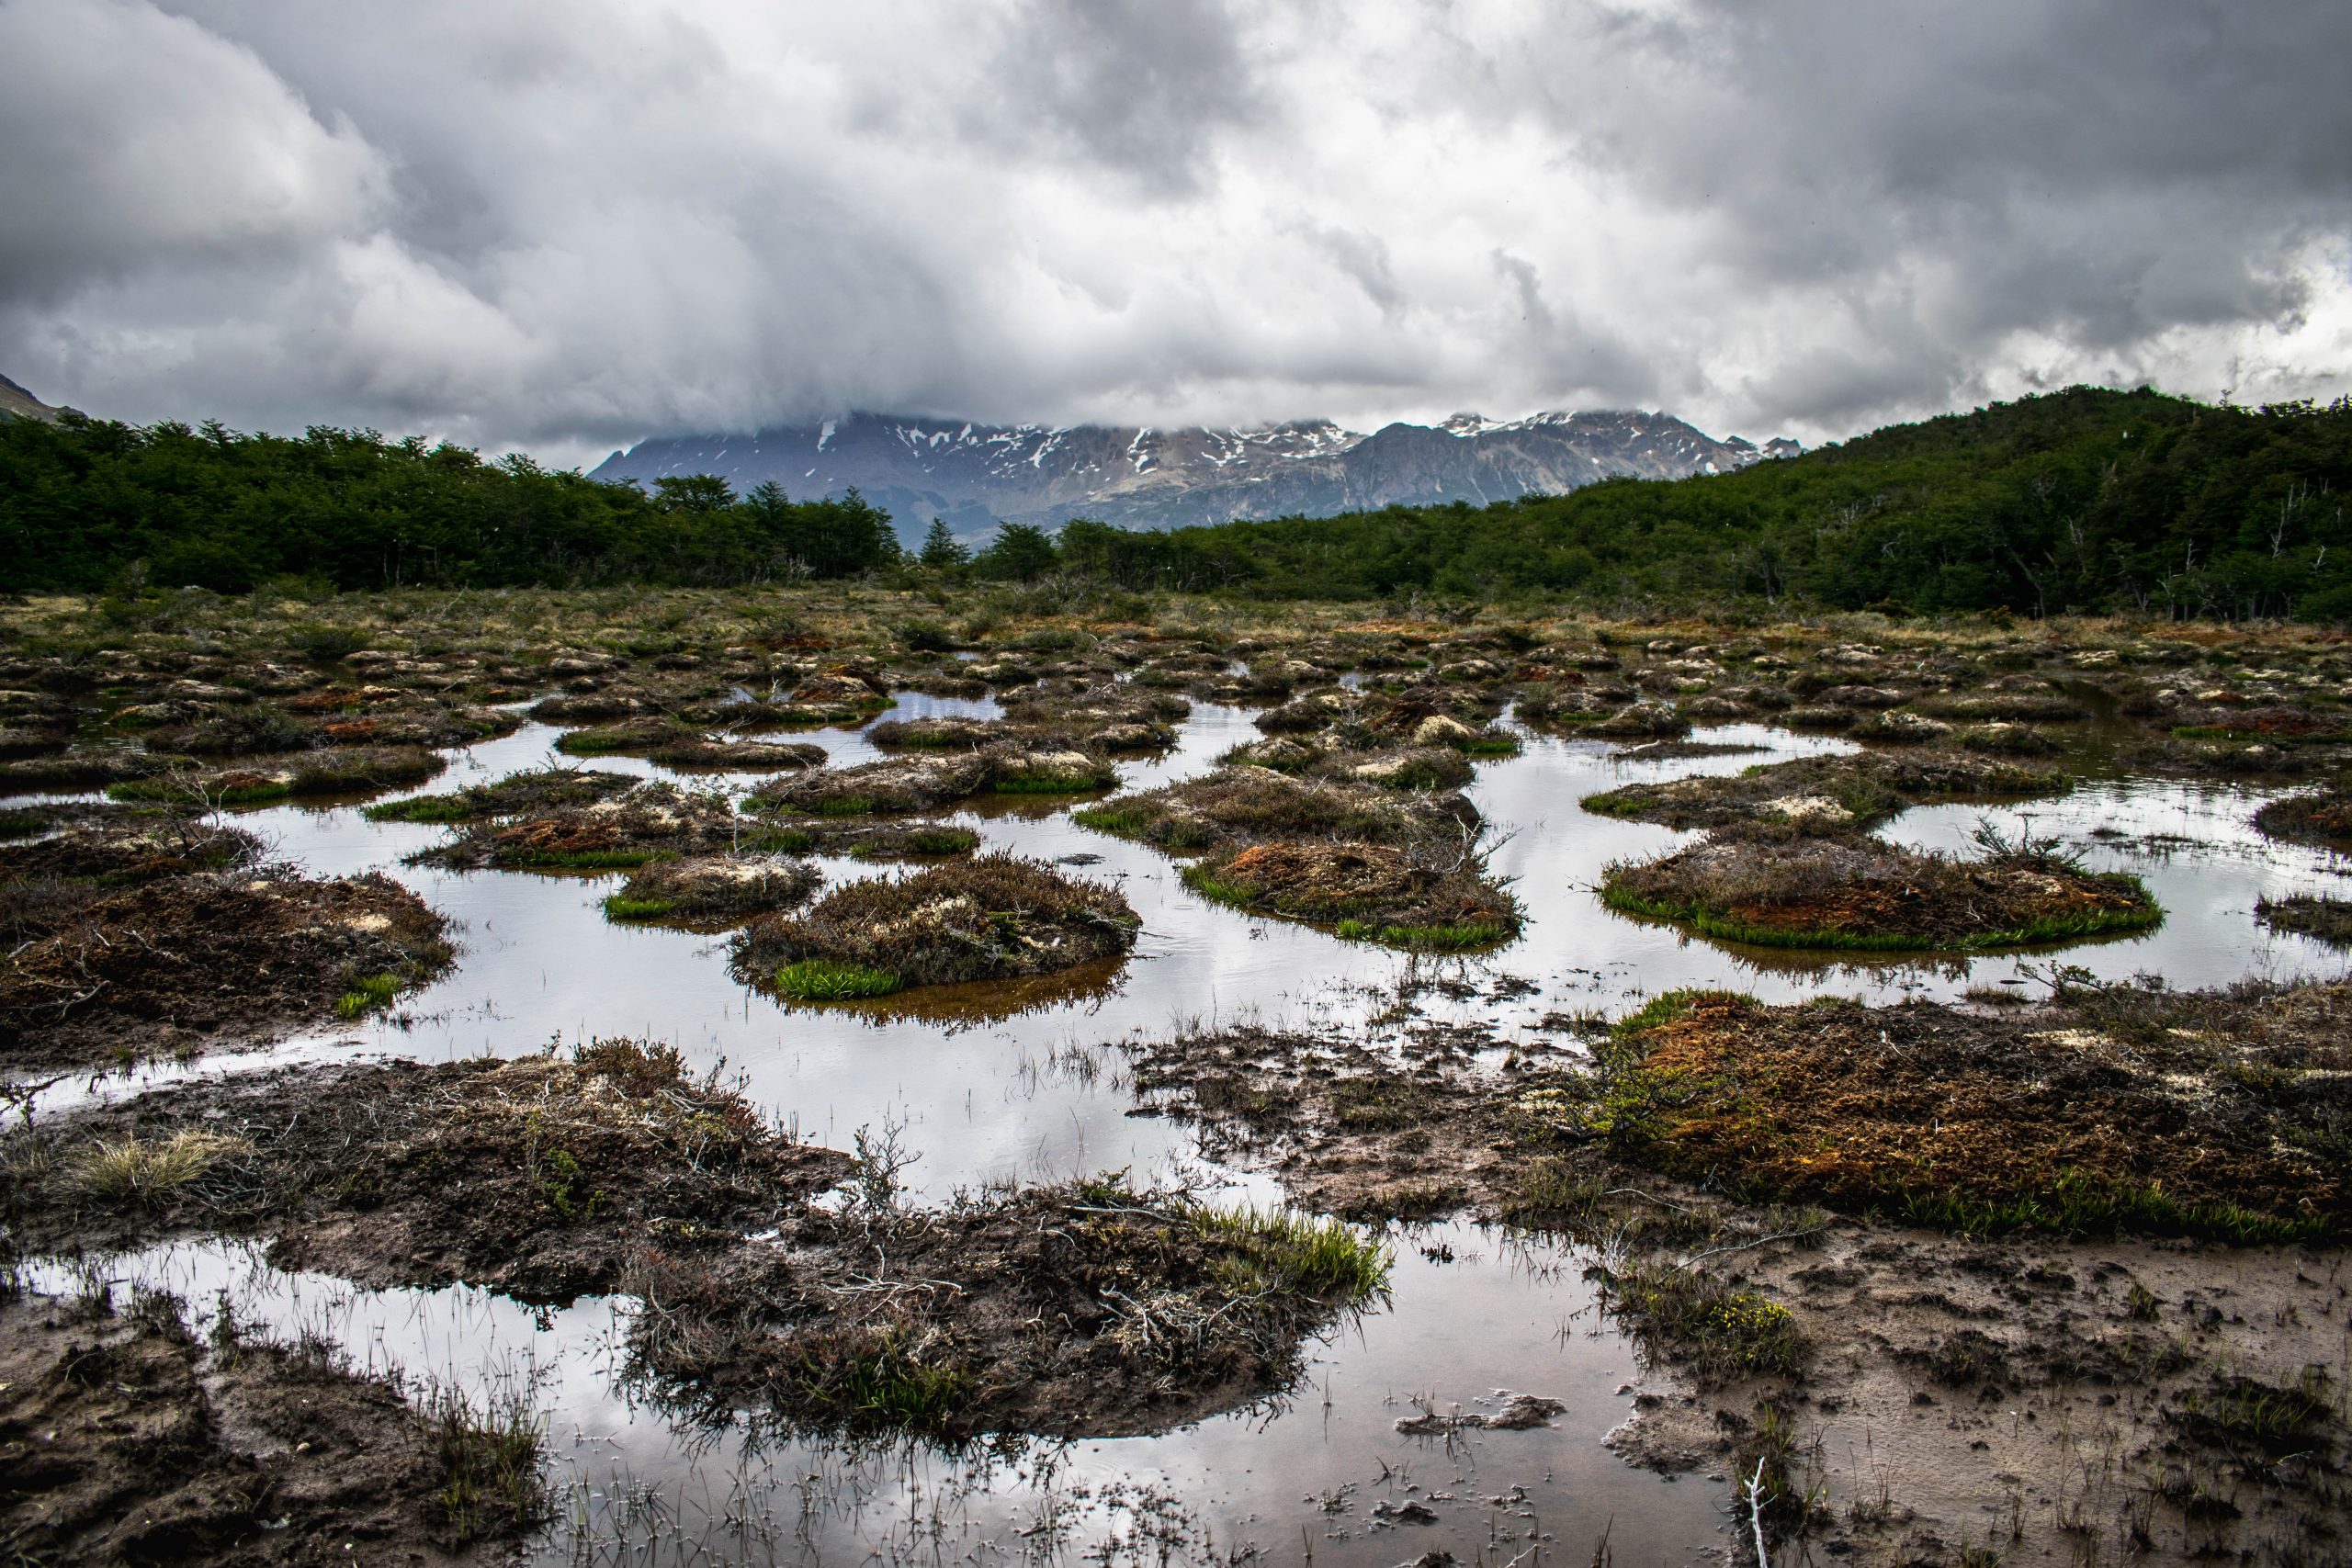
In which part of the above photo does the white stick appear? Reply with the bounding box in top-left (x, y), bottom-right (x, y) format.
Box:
top-left (1747, 1456), bottom-right (1771, 1568)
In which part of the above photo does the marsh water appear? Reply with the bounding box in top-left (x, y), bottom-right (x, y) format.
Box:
top-left (18, 694), bottom-right (2352, 1565)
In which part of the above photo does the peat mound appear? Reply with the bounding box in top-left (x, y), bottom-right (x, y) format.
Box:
top-left (1581, 750), bottom-right (2070, 832)
top-left (603, 853), bottom-right (819, 925)
top-left (623, 1181), bottom-right (1390, 1439)
top-left (105, 746), bottom-right (447, 807)
top-left (414, 780), bottom-right (755, 869)
top-left (1185, 840), bottom-right (1519, 950)
top-left (0, 868), bottom-right (452, 1070)
top-left (749, 753), bottom-right (992, 815)
top-left (1074, 766), bottom-right (1476, 853)
top-left (729, 854), bottom-right (1137, 999)
top-left (1600, 831), bottom-right (2159, 950)
top-left (5, 1043), bottom-right (848, 1301)
top-left (363, 763), bottom-right (636, 824)
top-left (2254, 782), bottom-right (2352, 852)
top-left (1548, 989), bottom-right (2348, 1238)
top-left (0, 1291), bottom-right (543, 1564)
top-left (554, 716), bottom-right (825, 771)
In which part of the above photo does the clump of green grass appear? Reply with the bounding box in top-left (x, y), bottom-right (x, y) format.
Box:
top-left (63, 1130), bottom-right (252, 1205)
top-left (775, 959), bottom-right (903, 999)
top-left (1188, 1202), bottom-right (1393, 1301)
top-left (1896, 1175), bottom-right (2326, 1246)
top-left (334, 972), bottom-right (403, 1018)
top-left (601, 895), bottom-right (675, 921)
top-left (416, 1381), bottom-right (549, 1544)
top-left (1071, 804), bottom-right (1153, 838)
top-left (1600, 1259), bottom-right (1808, 1384)
top-left (2168, 1368), bottom-right (2337, 1460)
top-left (362, 793), bottom-right (474, 823)
top-left (1334, 917), bottom-right (1510, 950)
top-left (791, 1329), bottom-right (972, 1432)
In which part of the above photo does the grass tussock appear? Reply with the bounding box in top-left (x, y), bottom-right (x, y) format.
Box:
top-left (1075, 766), bottom-right (1476, 854)
top-left (62, 1130), bottom-right (254, 1206)
top-left (2256, 892), bottom-right (2352, 947)
top-left (600, 853), bottom-right (818, 926)
top-left (416, 1382), bottom-right (550, 1545)
top-left (1579, 750), bottom-right (2069, 833)
top-left (1527, 987), bottom-right (2349, 1242)
top-left (731, 852), bottom-right (1137, 998)
top-left (1599, 823), bottom-right (2159, 951)
top-left (1182, 840), bottom-right (1518, 950)
top-left (1599, 1258), bottom-right (1808, 1385)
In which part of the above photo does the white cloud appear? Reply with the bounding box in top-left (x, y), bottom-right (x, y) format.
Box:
top-left (0, 0), bottom-right (2346, 457)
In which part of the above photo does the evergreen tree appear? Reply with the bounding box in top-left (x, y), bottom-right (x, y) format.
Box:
top-left (919, 517), bottom-right (970, 570)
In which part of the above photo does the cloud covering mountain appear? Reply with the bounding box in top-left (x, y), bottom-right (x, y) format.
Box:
top-left (594, 409), bottom-right (1795, 540)
top-left (1, 0), bottom-right (2346, 465)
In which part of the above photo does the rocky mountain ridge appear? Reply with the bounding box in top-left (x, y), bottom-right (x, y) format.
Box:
top-left (0, 374), bottom-right (71, 424)
top-left (593, 409), bottom-right (1797, 542)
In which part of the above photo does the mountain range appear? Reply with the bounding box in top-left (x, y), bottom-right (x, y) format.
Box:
top-left (593, 409), bottom-right (1798, 543)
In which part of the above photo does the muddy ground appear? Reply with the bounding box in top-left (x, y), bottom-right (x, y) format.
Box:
top-left (625, 1177), bottom-right (1390, 1440)
top-left (1, 1043), bottom-right (848, 1302)
top-left (4, 1046), bottom-right (1391, 1449)
top-left (7, 589), bottom-right (2352, 1559)
top-left (0, 1285), bottom-right (539, 1564)
top-left (0, 867), bottom-right (452, 1073)
top-left (1119, 981), bottom-right (2352, 1565)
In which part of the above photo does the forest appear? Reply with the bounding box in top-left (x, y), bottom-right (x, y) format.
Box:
top-left (6, 387), bottom-right (2350, 619)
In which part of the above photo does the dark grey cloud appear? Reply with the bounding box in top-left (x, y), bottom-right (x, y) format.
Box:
top-left (0, 0), bottom-right (2345, 457)
top-left (984, 0), bottom-right (1267, 197)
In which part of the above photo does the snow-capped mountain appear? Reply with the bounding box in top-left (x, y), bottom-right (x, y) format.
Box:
top-left (592, 409), bottom-right (1796, 543)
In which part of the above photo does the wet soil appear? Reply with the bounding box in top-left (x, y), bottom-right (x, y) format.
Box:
top-left (0, 1289), bottom-right (531, 1565)
top-left (4, 1045), bottom-right (850, 1303)
top-left (1119, 992), bottom-right (2352, 1564)
top-left (0, 868), bottom-right (452, 1072)
top-left (623, 1179), bottom-right (1389, 1441)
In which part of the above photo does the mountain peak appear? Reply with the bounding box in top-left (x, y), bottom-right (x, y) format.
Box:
top-left (593, 406), bottom-right (1788, 544)
top-left (0, 374), bottom-right (72, 425)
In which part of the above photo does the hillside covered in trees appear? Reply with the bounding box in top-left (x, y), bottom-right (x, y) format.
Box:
top-left (1046, 388), bottom-right (2352, 620)
top-left (6, 388), bottom-right (2350, 619)
top-left (0, 421), bottom-right (900, 592)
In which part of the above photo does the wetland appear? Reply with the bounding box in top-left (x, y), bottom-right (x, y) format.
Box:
top-left (5, 583), bottom-right (2352, 1566)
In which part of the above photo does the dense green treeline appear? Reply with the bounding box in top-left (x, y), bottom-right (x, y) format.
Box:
top-left (1047, 388), bottom-right (2352, 619)
top-left (7, 387), bottom-right (2351, 618)
top-left (0, 419), bottom-right (899, 591)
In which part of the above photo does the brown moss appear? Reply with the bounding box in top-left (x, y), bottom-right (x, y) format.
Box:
top-left (729, 853), bottom-right (1138, 994)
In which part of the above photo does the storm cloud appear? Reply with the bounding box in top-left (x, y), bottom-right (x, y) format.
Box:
top-left (1, 0), bottom-right (2346, 460)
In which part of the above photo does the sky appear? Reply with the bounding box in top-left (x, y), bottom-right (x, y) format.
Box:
top-left (3, 0), bottom-right (2349, 468)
